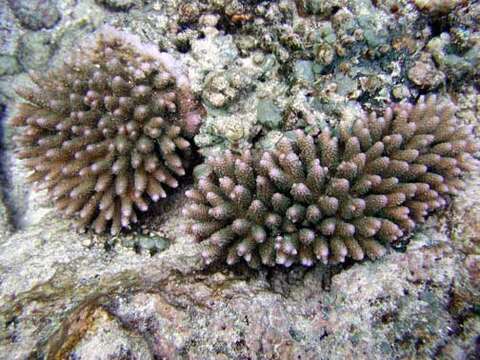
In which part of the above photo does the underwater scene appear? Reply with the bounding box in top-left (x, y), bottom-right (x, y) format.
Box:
top-left (0, 0), bottom-right (479, 358)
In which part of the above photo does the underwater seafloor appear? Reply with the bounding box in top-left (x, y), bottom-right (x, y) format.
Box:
top-left (0, 0), bottom-right (479, 359)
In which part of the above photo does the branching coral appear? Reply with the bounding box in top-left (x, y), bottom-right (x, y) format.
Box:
top-left (10, 27), bottom-right (202, 234)
top-left (184, 96), bottom-right (479, 268)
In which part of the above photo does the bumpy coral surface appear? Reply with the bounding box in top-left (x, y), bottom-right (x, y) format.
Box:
top-left (414, 0), bottom-right (467, 15)
top-left (185, 96), bottom-right (478, 268)
top-left (10, 27), bottom-right (202, 234)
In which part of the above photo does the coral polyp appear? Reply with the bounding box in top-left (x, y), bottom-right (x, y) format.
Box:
top-left (10, 27), bottom-right (202, 234)
top-left (184, 96), bottom-right (478, 268)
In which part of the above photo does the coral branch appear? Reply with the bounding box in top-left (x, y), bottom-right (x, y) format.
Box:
top-left (10, 27), bottom-right (203, 234)
top-left (185, 96), bottom-right (478, 268)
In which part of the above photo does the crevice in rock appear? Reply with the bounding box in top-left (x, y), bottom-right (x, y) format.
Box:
top-left (0, 104), bottom-right (22, 231)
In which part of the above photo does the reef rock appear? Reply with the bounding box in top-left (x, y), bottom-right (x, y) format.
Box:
top-left (0, 0), bottom-right (479, 358)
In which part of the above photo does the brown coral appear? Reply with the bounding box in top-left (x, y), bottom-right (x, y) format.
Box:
top-left (10, 27), bottom-right (202, 235)
top-left (184, 95), bottom-right (478, 268)
top-left (414, 0), bottom-right (467, 15)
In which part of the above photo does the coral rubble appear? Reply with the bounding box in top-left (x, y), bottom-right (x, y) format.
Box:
top-left (185, 95), bottom-right (478, 268)
top-left (9, 27), bottom-right (202, 234)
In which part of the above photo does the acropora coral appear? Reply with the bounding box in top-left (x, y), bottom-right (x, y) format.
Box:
top-left (10, 27), bottom-right (202, 234)
top-left (184, 95), bottom-right (478, 268)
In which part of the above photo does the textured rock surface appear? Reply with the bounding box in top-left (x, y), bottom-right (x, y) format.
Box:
top-left (0, 193), bottom-right (11, 239)
top-left (17, 31), bottom-right (53, 71)
top-left (0, 185), bottom-right (479, 358)
top-left (95, 0), bottom-right (138, 11)
top-left (0, 0), bottom-right (479, 358)
top-left (7, 0), bottom-right (61, 31)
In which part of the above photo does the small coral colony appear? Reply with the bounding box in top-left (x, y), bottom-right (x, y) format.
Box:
top-left (10, 27), bottom-right (479, 268)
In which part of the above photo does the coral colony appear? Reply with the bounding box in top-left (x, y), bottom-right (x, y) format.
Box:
top-left (10, 27), bottom-right (202, 235)
top-left (184, 96), bottom-right (478, 268)
top-left (10, 27), bottom-right (478, 268)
